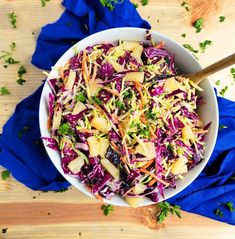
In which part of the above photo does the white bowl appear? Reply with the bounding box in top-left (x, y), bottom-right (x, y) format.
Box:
top-left (39, 27), bottom-right (218, 207)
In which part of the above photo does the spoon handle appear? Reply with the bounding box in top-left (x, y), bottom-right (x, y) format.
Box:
top-left (186, 53), bottom-right (235, 85)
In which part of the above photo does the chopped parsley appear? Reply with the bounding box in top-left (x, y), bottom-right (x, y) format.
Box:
top-left (141, 0), bottom-right (149, 6)
top-left (1, 170), bottom-right (10, 180)
top-left (8, 12), bottom-right (17, 28)
top-left (17, 65), bottom-right (27, 85)
top-left (101, 204), bottom-right (114, 216)
top-left (199, 40), bottom-right (212, 53)
top-left (75, 93), bottom-right (86, 102)
top-left (231, 68), bottom-right (235, 80)
top-left (193, 18), bottom-right (204, 33)
top-left (115, 100), bottom-right (125, 110)
top-left (157, 202), bottom-right (181, 223)
top-left (181, 1), bottom-right (190, 11)
top-left (58, 123), bottom-right (74, 136)
top-left (215, 80), bottom-right (220, 86)
top-left (146, 110), bottom-right (157, 120)
top-left (2, 228), bottom-right (8, 234)
top-left (181, 33), bottom-right (186, 38)
top-left (139, 125), bottom-right (150, 138)
top-left (41, 0), bottom-right (50, 7)
top-left (0, 86), bottom-right (10, 96)
top-left (219, 124), bottom-right (228, 130)
top-left (0, 42), bottom-right (20, 65)
top-left (183, 44), bottom-right (198, 53)
top-left (99, 0), bottom-right (124, 10)
top-left (225, 202), bottom-right (234, 212)
top-left (92, 96), bottom-right (102, 105)
top-left (55, 188), bottom-right (69, 193)
top-left (219, 16), bottom-right (226, 22)
top-left (132, 2), bottom-right (139, 8)
top-left (214, 208), bottom-right (224, 218)
top-left (123, 90), bottom-right (132, 98)
top-left (18, 126), bottom-right (30, 139)
top-left (219, 86), bottom-right (228, 97)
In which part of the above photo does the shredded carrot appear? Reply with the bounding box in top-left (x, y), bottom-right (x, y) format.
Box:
top-left (123, 185), bottom-right (134, 197)
top-left (86, 185), bottom-right (103, 201)
top-left (124, 163), bottom-right (130, 174)
top-left (155, 41), bottom-right (164, 49)
top-left (118, 124), bottom-right (124, 138)
top-left (141, 158), bottom-right (155, 170)
top-left (134, 83), bottom-right (145, 108)
top-left (148, 178), bottom-right (157, 186)
top-left (149, 127), bottom-right (157, 139)
top-left (139, 168), bottom-right (170, 186)
top-left (82, 49), bottom-right (89, 83)
top-left (120, 156), bottom-right (127, 163)
top-left (111, 114), bottom-right (119, 124)
top-left (103, 87), bottom-right (119, 96)
top-left (47, 117), bottom-right (51, 130)
top-left (110, 141), bottom-right (120, 153)
top-left (140, 115), bottom-right (147, 124)
top-left (90, 64), bottom-right (97, 83)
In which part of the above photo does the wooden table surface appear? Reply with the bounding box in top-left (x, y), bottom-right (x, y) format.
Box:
top-left (0, 0), bottom-right (235, 238)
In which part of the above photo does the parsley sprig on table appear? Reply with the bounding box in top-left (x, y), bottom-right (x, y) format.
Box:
top-left (101, 204), bottom-right (114, 216)
top-left (0, 42), bottom-right (20, 65)
top-left (8, 12), bottom-right (17, 28)
top-left (99, 0), bottom-right (124, 11)
top-left (41, 0), bottom-right (50, 7)
top-left (199, 40), bottom-right (212, 53)
top-left (231, 68), bottom-right (235, 80)
top-left (0, 86), bottom-right (10, 96)
top-left (193, 18), bottom-right (204, 33)
top-left (219, 124), bottom-right (228, 130)
top-left (219, 16), bottom-right (226, 22)
top-left (219, 86), bottom-right (228, 97)
top-left (156, 202), bottom-right (181, 223)
top-left (181, 1), bottom-right (190, 11)
top-left (17, 65), bottom-right (27, 85)
top-left (141, 0), bottom-right (149, 6)
top-left (1, 170), bottom-right (10, 180)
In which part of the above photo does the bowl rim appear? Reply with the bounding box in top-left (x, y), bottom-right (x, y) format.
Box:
top-left (39, 27), bottom-right (219, 207)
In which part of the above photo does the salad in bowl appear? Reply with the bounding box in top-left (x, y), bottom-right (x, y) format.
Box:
top-left (40, 28), bottom-right (218, 207)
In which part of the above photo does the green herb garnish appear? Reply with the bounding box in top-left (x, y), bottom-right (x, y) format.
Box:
top-left (231, 68), bottom-right (235, 80)
top-left (123, 90), bottom-right (132, 98)
top-left (215, 80), bottom-right (220, 86)
top-left (193, 18), bottom-right (204, 33)
top-left (146, 110), bottom-right (157, 120)
top-left (219, 16), bottom-right (226, 22)
top-left (219, 86), bottom-right (228, 97)
top-left (141, 0), bottom-right (149, 6)
top-left (18, 126), bottom-right (30, 139)
top-left (0, 86), bottom-right (10, 96)
top-left (8, 12), bottom-right (17, 28)
top-left (99, 0), bottom-right (124, 11)
top-left (41, 0), bottom-right (50, 7)
top-left (58, 123), bottom-right (74, 136)
top-left (1, 170), bottom-right (10, 180)
top-left (157, 202), bottom-right (181, 223)
top-left (219, 124), bottom-right (228, 130)
top-left (214, 208), bottom-right (224, 218)
top-left (101, 204), bottom-right (114, 216)
top-left (199, 40), bottom-right (212, 53)
top-left (132, 2), bottom-right (139, 8)
top-left (0, 42), bottom-right (20, 65)
top-left (17, 65), bottom-right (27, 85)
top-left (225, 202), bottom-right (234, 212)
top-left (181, 33), bottom-right (186, 38)
top-left (183, 44), bottom-right (198, 53)
top-left (75, 93), bottom-right (86, 102)
top-left (115, 100), bottom-right (125, 110)
top-left (181, 1), bottom-right (190, 11)
top-left (55, 188), bottom-right (69, 193)
top-left (92, 96), bottom-right (103, 105)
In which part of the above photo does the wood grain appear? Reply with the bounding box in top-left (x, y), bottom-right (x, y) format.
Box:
top-left (0, 0), bottom-right (235, 238)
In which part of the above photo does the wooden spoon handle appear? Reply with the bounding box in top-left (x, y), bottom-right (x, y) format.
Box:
top-left (186, 53), bottom-right (235, 85)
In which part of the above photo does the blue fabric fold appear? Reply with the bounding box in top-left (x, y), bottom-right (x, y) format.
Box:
top-left (0, 0), bottom-right (234, 225)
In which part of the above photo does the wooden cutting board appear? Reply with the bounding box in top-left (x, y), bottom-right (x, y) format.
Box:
top-left (0, 1), bottom-right (235, 238)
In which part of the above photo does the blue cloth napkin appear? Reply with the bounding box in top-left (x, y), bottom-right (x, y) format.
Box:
top-left (0, 0), bottom-right (234, 225)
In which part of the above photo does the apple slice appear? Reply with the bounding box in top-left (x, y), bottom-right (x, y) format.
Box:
top-left (163, 77), bottom-right (185, 93)
top-left (131, 45), bottom-right (143, 64)
top-left (72, 101), bottom-right (87, 115)
top-left (67, 156), bottom-right (85, 174)
top-left (182, 124), bottom-right (194, 141)
top-left (87, 136), bottom-right (109, 157)
top-left (64, 69), bottom-right (76, 91)
top-left (101, 158), bottom-right (120, 180)
top-left (52, 108), bottom-right (62, 130)
top-left (106, 58), bottom-right (124, 72)
top-left (124, 72), bottom-right (144, 83)
top-left (135, 142), bottom-right (156, 159)
top-left (90, 115), bottom-right (111, 133)
top-left (89, 79), bottom-right (102, 97)
top-left (122, 41), bottom-right (141, 51)
top-left (171, 156), bottom-right (188, 175)
top-left (132, 183), bottom-right (146, 195)
top-left (125, 196), bottom-right (143, 208)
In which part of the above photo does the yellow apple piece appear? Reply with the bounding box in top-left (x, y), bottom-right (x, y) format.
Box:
top-left (171, 157), bottom-right (188, 175)
top-left (163, 77), bottom-right (185, 93)
top-left (67, 156), bottom-right (85, 174)
top-left (131, 45), bottom-right (143, 64)
top-left (124, 71), bottom-right (144, 83)
top-left (122, 41), bottom-right (141, 51)
top-left (125, 196), bottom-right (143, 208)
top-left (64, 69), bottom-right (76, 91)
top-left (87, 136), bottom-right (109, 157)
top-left (101, 158), bottom-right (120, 180)
top-left (135, 142), bottom-right (156, 159)
top-left (72, 101), bottom-right (87, 115)
top-left (182, 124), bottom-right (195, 141)
top-left (89, 79), bottom-right (102, 97)
top-left (106, 58), bottom-right (124, 72)
top-left (52, 108), bottom-right (62, 130)
top-left (90, 115), bottom-right (111, 133)
top-left (132, 183), bottom-right (146, 195)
